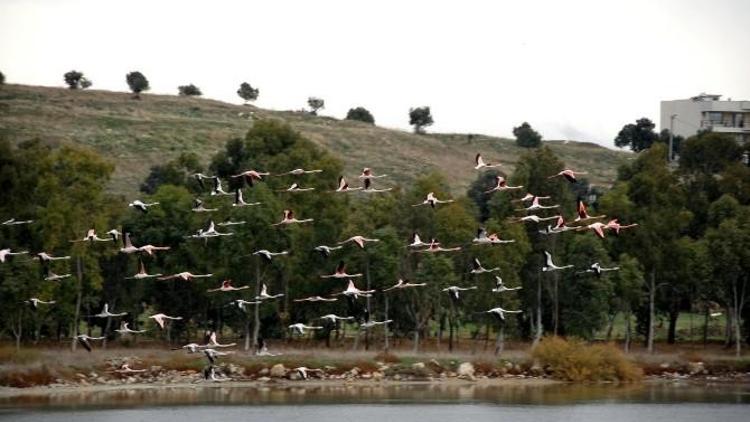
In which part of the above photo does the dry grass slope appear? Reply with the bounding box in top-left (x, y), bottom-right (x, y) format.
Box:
top-left (0, 84), bottom-right (629, 197)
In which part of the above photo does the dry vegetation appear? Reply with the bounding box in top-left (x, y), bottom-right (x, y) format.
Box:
top-left (532, 337), bottom-right (643, 382)
top-left (0, 84), bottom-right (629, 197)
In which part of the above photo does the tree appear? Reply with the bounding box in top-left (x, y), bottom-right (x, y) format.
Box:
top-left (1, 71), bottom-right (6, 85)
top-left (63, 70), bottom-right (87, 89)
top-left (178, 84), bottom-right (202, 96)
top-left (659, 129), bottom-right (684, 158)
top-left (346, 107), bottom-right (375, 124)
top-left (307, 97), bottom-right (324, 115)
top-left (679, 132), bottom-right (742, 174)
top-left (237, 82), bottom-right (259, 104)
top-left (126, 71), bottom-right (150, 99)
top-left (513, 122), bottom-right (542, 148)
top-left (409, 106), bottom-right (433, 134)
top-left (614, 117), bottom-right (658, 152)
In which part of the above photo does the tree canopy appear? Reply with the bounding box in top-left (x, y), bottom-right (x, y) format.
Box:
top-left (125, 71), bottom-right (150, 99)
top-left (513, 122), bottom-right (542, 148)
top-left (614, 117), bottom-right (658, 152)
top-left (409, 106), bottom-right (433, 134)
top-left (307, 97), bottom-right (325, 115)
top-left (346, 107), bottom-right (375, 124)
top-left (178, 84), bottom-right (202, 96)
top-left (237, 82), bottom-right (259, 103)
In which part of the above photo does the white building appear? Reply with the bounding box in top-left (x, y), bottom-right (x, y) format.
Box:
top-left (660, 93), bottom-right (750, 144)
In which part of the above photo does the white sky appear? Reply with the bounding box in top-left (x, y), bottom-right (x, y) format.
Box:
top-left (2, 0), bottom-right (749, 147)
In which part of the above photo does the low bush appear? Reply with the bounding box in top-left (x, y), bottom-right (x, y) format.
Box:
top-left (532, 336), bottom-right (642, 382)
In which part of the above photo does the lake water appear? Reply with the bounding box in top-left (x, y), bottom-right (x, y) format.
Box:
top-left (1, 382), bottom-right (749, 422)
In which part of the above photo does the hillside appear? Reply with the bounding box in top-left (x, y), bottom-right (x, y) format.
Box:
top-left (0, 84), bottom-right (629, 197)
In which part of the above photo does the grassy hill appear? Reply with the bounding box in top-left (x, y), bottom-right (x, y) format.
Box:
top-left (0, 84), bottom-right (629, 197)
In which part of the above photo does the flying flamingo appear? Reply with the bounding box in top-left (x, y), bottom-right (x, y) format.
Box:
top-left (119, 233), bottom-right (140, 254)
top-left (470, 257), bottom-right (499, 274)
top-left (474, 153), bottom-right (502, 170)
top-left (577, 262), bottom-right (620, 277)
top-left (516, 196), bottom-right (559, 212)
top-left (192, 198), bottom-right (219, 213)
top-left (338, 235), bottom-right (380, 249)
top-left (512, 214), bottom-right (561, 224)
top-left (358, 168), bottom-right (388, 179)
top-left (76, 334), bottom-right (105, 352)
top-left (0, 248), bottom-right (27, 263)
top-left (472, 228), bottom-right (515, 245)
top-left (116, 322), bottom-right (147, 335)
top-left (272, 209), bottom-right (313, 226)
top-left (185, 220), bottom-right (233, 241)
top-left (281, 183), bottom-right (315, 193)
top-left (574, 199), bottom-right (605, 223)
top-left (542, 251), bottom-right (574, 272)
top-left (105, 229), bottom-right (122, 243)
top-left (314, 245), bottom-right (343, 258)
top-left (205, 331), bottom-right (236, 348)
top-left (442, 285), bottom-right (478, 302)
top-left (113, 363), bottom-right (147, 374)
top-left (294, 296), bottom-right (338, 303)
top-left (383, 279), bottom-right (427, 291)
top-left (360, 320), bottom-right (392, 329)
top-left (512, 193), bottom-right (550, 203)
top-left (233, 189), bottom-right (261, 207)
top-left (192, 173), bottom-right (217, 191)
top-left (232, 169), bottom-right (270, 187)
top-left (333, 176), bottom-right (362, 193)
top-left (407, 232), bottom-right (432, 248)
top-left (255, 284), bottom-right (284, 300)
top-left (128, 200), bottom-right (159, 213)
top-left (318, 314), bottom-right (354, 323)
top-left (485, 176), bottom-right (523, 194)
top-left (337, 280), bottom-right (375, 298)
top-left (362, 178), bottom-right (392, 193)
top-left (577, 221), bottom-right (609, 239)
top-left (149, 313), bottom-right (183, 329)
top-left (25, 298), bottom-right (55, 309)
top-left (2, 218), bottom-right (33, 226)
top-left (92, 303), bottom-right (127, 318)
top-left (45, 270), bottom-right (71, 281)
top-left (274, 168), bottom-right (323, 176)
top-left (158, 271), bottom-right (212, 281)
top-left (606, 219), bottom-right (638, 234)
top-left (35, 252), bottom-right (71, 263)
top-left (229, 299), bottom-right (261, 312)
top-left (413, 192), bottom-right (454, 208)
top-left (320, 261), bottom-right (363, 279)
top-left (70, 228), bottom-right (110, 243)
top-left (491, 276), bottom-right (522, 293)
top-left (218, 219), bottom-right (246, 227)
top-left (539, 215), bottom-right (577, 235)
top-left (484, 307), bottom-right (523, 321)
top-left (416, 239), bottom-right (461, 253)
top-left (253, 249), bottom-right (289, 262)
top-left (207, 279), bottom-right (250, 292)
top-left (210, 177), bottom-right (233, 196)
top-left (548, 169), bottom-right (588, 183)
top-left (138, 243), bottom-right (171, 256)
top-left (288, 323), bottom-right (323, 336)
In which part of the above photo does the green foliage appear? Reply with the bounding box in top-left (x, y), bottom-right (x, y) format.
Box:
top-left (64, 70), bottom-right (84, 89)
top-left (346, 107), bottom-right (375, 124)
top-left (125, 71), bottom-right (149, 99)
top-left (237, 82), bottom-right (259, 103)
top-left (614, 117), bottom-right (658, 152)
top-left (178, 84), bottom-right (202, 96)
top-left (140, 152), bottom-right (203, 194)
top-left (0, 71), bottom-right (4, 85)
top-left (512, 122), bottom-right (542, 148)
top-left (408, 106), bottom-right (433, 134)
top-left (679, 132), bottom-right (742, 174)
top-left (307, 97), bottom-right (324, 115)
top-left (532, 336), bottom-right (643, 382)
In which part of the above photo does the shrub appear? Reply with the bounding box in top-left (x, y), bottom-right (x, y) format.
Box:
top-left (1, 71), bottom-right (6, 85)
top-left (0, 366), bottom-right (56, 388)
top-left (64, 70), bottom-right (85, 89)
top-left (532, 336), bottom-right (642, 382)
top-left (374, 351), bottom-right (401, 363)
top-left (513, 122), bottom-right (542, 148)
top-left (308, 97), bottom-right (324, 115)
top-left (178, 84), bottom-right (202, 96)
top-left (409, 106), bottom-right (433, 134)
top-left (346, 106), bottom-right (375, 124)
top-left (126, 71), bottom-right (150, 99)
top-left (237, 82), bottom-right (259, 103)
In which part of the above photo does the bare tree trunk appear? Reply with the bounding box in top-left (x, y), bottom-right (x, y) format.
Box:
top-left (495, 324), bottom-right (505, 356)
top-left (605, 312), bottom-right (617, 342)
top-left (12, 311), bottom-right (23, 351)
top-left (71, 256), bottom-right (83, 351)
top-left (702, 306), bottom-right (710, 346)
top-left (484, 323), bottom-right (491, 351)
top-left (412, 327), bottom-right (420, 353)
top-left (647, 271), bottom-right (656, 354)
top-left (244, 315), bottom-right (251, 351)
top-left (383, 294), bottom-right (390, 352)
top-left (534, 272), bottom-right (543, 346)
top-left (251, 258), bottom-right (261, 351)
top-left (624, 308), bottom-right (631, 353)
top-left (553, 275), bottom-right (559, 336)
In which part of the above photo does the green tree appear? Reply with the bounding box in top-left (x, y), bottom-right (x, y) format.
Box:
top-left (237, 82), bottom-right (259, 103)
top-left (345, 107), bottom-right (375, 124)
top-left (608, 254), bottom-right (644, 352)
top-left (178, 84), bottom-right (202, 96)
top-left (307, 97), bottom-right (325, 115)
top-left (0, 71), bottom-right (5, 85)
top-left (513, 122), bottom-right (542, 148)
top-left (679, 132), bottom-right (742, 174)
top-left (409, 106), bottom-right (433, 134)
top-left (614, 117), bottom-right (658, 152)
top-left (126, 71), bottom-right (150, 99)
top-left (63, 70), bottom-right (86, 89)
top-left (140, 152), bottom-right (203, 194)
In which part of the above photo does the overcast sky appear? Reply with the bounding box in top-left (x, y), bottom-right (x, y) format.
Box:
top-left (2, 0), bottom-right (749, 147)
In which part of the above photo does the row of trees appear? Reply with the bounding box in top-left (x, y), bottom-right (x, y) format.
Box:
top-left (2, 116), bottom-right (748, 354)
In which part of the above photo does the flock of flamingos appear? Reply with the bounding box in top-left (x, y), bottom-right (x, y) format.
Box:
top-left (1, 153), bottom-right (637, 380)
